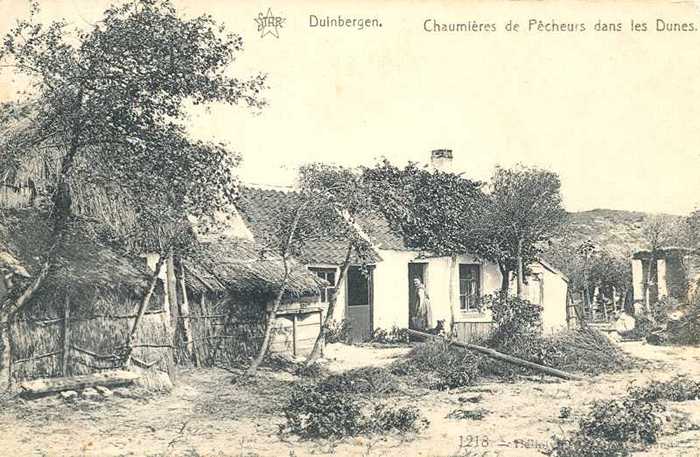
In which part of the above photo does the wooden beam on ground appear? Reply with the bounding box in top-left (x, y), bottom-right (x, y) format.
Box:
top-left (407, 329), bottom-right (585, 381)
top-left (19, 370), bottom-right (141, 397)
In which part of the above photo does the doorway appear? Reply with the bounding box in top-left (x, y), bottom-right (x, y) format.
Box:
top-left (346, 266), bottom-right (373, 342)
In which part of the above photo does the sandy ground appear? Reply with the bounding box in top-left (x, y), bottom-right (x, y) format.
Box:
top-left (0, 342), bottom-right (699, 457)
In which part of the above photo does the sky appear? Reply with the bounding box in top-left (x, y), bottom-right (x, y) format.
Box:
top-left (1, 0), bottom-right (699, 215)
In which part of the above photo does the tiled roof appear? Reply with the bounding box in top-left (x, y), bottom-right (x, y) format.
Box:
top-left (236, 186), bottom-right (380, 266)
top-left (356, 215), bottom-right (415, 251)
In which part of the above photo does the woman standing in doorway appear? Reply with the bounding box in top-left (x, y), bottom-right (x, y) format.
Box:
top-left (412, 278), bottom-right (431, 330)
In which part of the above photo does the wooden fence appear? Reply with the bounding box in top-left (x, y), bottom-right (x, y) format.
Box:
top-left (6, 292), bottom-right (172, 389)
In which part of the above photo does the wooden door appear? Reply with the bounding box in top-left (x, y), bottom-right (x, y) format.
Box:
top-left (346, 266), bottom-right (373, 342)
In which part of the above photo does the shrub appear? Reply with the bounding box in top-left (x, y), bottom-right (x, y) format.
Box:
top-left (552, 395), bottom-right (663, 457)
top-left (366, 404), bottom-right (429, 433)
top-left (318, 367), bottom-right (400, 395)
top-left (370, 326), bottom-right (410, 344)
top-left (294, 362), bottom-right (327, 379)
top-left (619, 314), bottom-right (655, 341)
top-left (325, 319), bottom-right (353, 344)
top-left (283, 382), bottom-right (428, 439)
top-left (579, 397), bottom-right (663, 445)
top-left (551, 434), bottom-right (629, 457)
top-left (483, 294), bottom-right (543, 342)
top-left (284, 383), bottom-right (364, 439)
top-left (628, 376), bottom-right (700, 403)
top-left (391, 339), bottom-right (481, 389)
top-left (666, 290), bottom-right (700, 346)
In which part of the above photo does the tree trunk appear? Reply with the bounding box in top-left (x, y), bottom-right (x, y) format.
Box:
top-left (245, 259), bottom-right (291, 377)
top-left (516, 238), bottom-right (524, 299)
top-left (498, 262), bottom-right (510, 296)
top-left (306, 243), bottom-right (354, 365)
top-left (245, 198), bottom-right (311, 377)
top-left (165, 253), bottom-right (179, 335)
top-left (177, 259), bottom-right (198, 366)
top-left (447, 255), bottom-right (457, 335)
top-left (0, 323), bottom-right (11, 391)
top-left (61, 292), bottom-right (71, 376)
top-left (123, 256), bottom-right (166, 367)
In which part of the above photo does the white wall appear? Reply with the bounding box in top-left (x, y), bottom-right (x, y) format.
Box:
top-left (372, 250), bottom-right (423, 329)
top-left (631, 259), bottom-right (644, 302)
top-left (372, 251), bottom-right (503, 330)
top-left (309, 253), bottom-right (569, 335)
top-left (532, 264), bottom-right (569, 334)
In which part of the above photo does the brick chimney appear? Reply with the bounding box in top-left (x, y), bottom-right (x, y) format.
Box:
top-left (430, 149), bottom-right (453, 173)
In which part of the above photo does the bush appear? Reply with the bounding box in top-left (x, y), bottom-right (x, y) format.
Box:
top-left (318, 367), bottom-right (400, 395)
top-left (666, 290), bottom-right (700, 346)
top-left (391, 339), bottom-right (480, 389)
top-left (366, 404), bottom-right (429, 433)
top-left (552, 388), bottom-right (665, 457)
top-left (284, 383), bottom-right (364, 439)
top-left (283, 382), bottom-right (428, 439)
top-left (325, 319), bottom-right (352, 344)
top-left (294, 362), bottom-right (327, 379)
top-left (552, 434), bottom-right (629, 457)
top-left (370, 326), bottom-right (410, 344)
top-left (619, 314), bottom-right (655, 341)
top-left (484, 294), bottom-right (543, 342)
top-left (628, 376), bottom-right (700, 403)
top-left (579, 397), bottom-right (663, 445)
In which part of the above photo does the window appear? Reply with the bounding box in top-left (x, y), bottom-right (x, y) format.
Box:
top-left (309, 267), bottom-right (336, 303)
top-left (459, 264), bottom-right (481, 311)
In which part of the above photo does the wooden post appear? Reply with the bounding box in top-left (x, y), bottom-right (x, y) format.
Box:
top-left (0, 322), bottom-right (11, 390)
top-left (292, 314), bottom-right (297, 357)
top-left (177, 260), bottom-right (198, 366)
top-left (61, 293), bottom-right (71, 376)
top-left (166, 255), bottom-right (179, 337)
top-left (565, 288), bottom-right (572, 329)
top-left (319, 310), bottom-right (324, 358)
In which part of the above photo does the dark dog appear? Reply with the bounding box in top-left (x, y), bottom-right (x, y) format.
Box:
top-left (426, 319), bottom-right (446, 336)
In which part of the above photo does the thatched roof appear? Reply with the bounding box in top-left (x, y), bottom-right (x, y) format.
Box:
top-left (0, 208), bottom-right (150, 298)
top-left (184, 240), bottom-right (326, 299)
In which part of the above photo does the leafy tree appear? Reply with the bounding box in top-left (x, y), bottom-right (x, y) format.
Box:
top-left (485, 165), bottom-right (567, 298)
top-left (683, 209), bottom-right (700, 249)
top-left (363, 160), bottom-right (488, 257)
top-left (0, 0), bottom-right (265, 366)
top-left (363, 160), bottom-right (490, 330)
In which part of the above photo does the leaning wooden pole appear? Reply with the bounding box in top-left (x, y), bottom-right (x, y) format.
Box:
top-left (407, 329), bottom-right (585, 381)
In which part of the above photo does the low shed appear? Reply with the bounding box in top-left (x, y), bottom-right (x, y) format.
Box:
top-left (0, 209), bottom-right (173, 390)
top-left (179, 240), bottom-right (326, 365)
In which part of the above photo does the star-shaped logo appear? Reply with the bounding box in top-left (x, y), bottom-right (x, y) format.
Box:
top-left (255, 8), bottom-right (285, 39)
